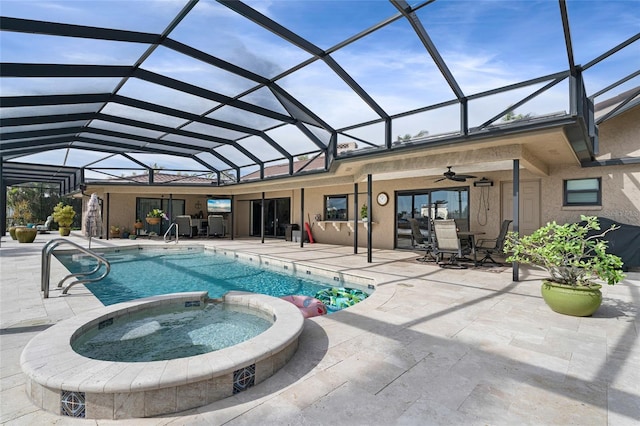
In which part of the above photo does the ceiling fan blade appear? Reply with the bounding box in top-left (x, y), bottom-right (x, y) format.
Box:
top-left (434, 177), bottom-right (446, 182)
top-left (451, 176), bottom-right (466, 182)
top-left (456, 174), bottom-right (477, 179)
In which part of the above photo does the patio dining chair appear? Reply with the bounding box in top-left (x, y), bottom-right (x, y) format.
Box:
top-left (432, 219), bottom-right (471, 268)
top-left (476, 219), bottom-right (512, 266)
top-left (408, 218), bottom-right (437, 262)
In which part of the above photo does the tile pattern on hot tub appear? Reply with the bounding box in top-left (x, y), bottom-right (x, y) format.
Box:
top-left (233, 364), bottom-right (255, 394)
top-left (61, 390), bottom-right (85, 418)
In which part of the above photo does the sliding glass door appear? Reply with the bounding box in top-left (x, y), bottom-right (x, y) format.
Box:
top-left (396, 188), bottom-right (469, 249)
top-left (136, 198), bottom-right (185, 235)
top-left (250, 198), bottom-right (291, 238)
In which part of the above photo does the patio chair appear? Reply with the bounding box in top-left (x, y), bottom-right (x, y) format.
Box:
top-left (408, 218), bottom-right (437, 262)
top-left (208, 215), bottom-right (224, 237)
top-left (433, 219), bottom-right (471, 268)
top-left (476, 219), bottom-right (512, 266)
top-left (36, 216), bottom-right (53, 234)
top-left (175, 215), bottom-right (193, 238)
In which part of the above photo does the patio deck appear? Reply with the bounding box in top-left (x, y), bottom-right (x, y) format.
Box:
top-left (1, 232), bottom-right (638, 425)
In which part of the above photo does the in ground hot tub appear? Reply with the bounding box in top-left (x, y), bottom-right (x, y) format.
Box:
top-left (21, 292), bottom-right (304, 419)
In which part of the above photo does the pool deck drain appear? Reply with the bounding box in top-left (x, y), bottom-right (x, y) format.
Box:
top-left (2, 232), bottom-right (639, 425)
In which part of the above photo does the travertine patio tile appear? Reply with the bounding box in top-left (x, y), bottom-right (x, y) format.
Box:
top-left (2, 234), bottom-right (639, 424)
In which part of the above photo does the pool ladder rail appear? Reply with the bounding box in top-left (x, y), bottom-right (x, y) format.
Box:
top-left (164, 222), bottom-right (179, 243)
top-left (41, 238), bottom-right (111, 298)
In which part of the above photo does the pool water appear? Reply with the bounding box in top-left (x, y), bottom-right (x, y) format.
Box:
top-left (55, 248), bottom-right (351, 306)
top-left (72, 303), bottom-right (272, 362)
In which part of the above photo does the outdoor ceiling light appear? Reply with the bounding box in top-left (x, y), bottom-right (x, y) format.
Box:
top-left (473, 178), bottom-right (494, 187)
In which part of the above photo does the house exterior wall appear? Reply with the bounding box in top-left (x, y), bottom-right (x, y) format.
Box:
top-left (542, 106), bottom-right (640, 226)
top-left (82, 106), bottom-right (639, 248)
top-left (596, 105), bottom-right (640, 159)
top-left (83, 191), bottom-right (212, 238)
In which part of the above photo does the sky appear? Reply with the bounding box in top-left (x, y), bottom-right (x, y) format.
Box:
top-left (1, 0), bottom-right (638, 179)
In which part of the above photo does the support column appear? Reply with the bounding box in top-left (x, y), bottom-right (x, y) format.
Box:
top-left (261, 192), bottom-right (265, 244)
top-left (0, 161), bottom-right (6, 238)
top-left (353, 183), bottom-right (358, 254)
top-left (367, 174), bottom-right (372, 263)
top-left (512, 160), bottom-right (520, 281)
top-left (300, 188), bottom-right (304, 248)
top-left (230, 195), bottom-right (234, 240)
top-left (106, 193), bottom-right (110, 240)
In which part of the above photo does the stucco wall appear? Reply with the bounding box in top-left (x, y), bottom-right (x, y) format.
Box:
top-left (84, 163), bottom-right (638, 248)
top-left (596, 106), bottom-right (640, 160)
top-left (81, 191), bottom-right (210, 238)
top-left (81, 107), bottom-right (639, 248)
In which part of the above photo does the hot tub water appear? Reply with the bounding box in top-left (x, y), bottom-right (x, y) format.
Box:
top-left (72, 302), bottom-right (272, 362)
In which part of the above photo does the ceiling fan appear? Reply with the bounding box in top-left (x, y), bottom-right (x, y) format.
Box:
top-left (435, 166), bottom-right (477, 182)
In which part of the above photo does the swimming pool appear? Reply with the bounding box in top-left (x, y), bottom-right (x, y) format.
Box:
top-left (55, 246), bottom-right (371, 307)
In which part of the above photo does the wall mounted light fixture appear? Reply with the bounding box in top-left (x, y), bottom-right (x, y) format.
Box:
top-left (473, 177), bottom-right (494, 187)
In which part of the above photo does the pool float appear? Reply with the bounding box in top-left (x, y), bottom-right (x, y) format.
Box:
top-left (280, 295), bottom-right (327, 318)
top-left (314, 287), bottom-right (369, 311)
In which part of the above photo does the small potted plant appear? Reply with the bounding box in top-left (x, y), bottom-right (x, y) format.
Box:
top-left (121, 227), bottom-right (130, 239)
top-left (52, 202), bottom-right (76, 236)
top-left (503, 215), bottom-right (625, 316)
top-left (9, 200), bottom-right (33, 239)
top-left (134, 218), bottom-right (144, 230)
top-left (360, 204), bottom-right (368, 221)
top-left (146, 209), bottom-right (167, 225)
top-left (110, 225), bottom-right (121, 238)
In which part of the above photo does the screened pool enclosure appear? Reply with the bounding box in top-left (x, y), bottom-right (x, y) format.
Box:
top-left (1, 0), bottom-right (638, 236)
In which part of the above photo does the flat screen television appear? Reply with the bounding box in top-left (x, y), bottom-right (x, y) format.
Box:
top-left (207, 198), bottom-right (232, 213)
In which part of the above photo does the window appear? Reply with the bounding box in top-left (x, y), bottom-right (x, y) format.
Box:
top-left (564, 178), bottom-right (601, 206)
top-left (325, 195), bottom-right (348, 220)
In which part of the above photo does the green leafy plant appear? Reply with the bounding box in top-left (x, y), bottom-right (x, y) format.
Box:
top-left (146, 209), bottom-right (168, 219)
top-left (52, 202), bottom-right (76, 228)
top-left (11, 199), bottom-right (33, 225)
top-left (360, 204), bottom-right (368, 220)
top-left (503, 215), bottom-right (625, 286)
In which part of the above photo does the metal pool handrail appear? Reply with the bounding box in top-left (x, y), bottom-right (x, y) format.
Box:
top-left (41, 238), bottom-right (111, 298)
top-left (164, 222), bottom-right (178, 243)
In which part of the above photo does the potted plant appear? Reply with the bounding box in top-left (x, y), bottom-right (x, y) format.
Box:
top-left (9, 200), bottom-right (33, 239)
top-left (503, 215), bottom-right (625, 316)
top-left (146, 209), bottom-right (167, 225)
top-left (360, 204), bottom-right (368, 221)
top-left (15, 227), bottom-right (37, 243)
top-left (110, 225), bottom-right (121, 238)
top-left (122, 227), bottom-right (130, 239)
top-left (134, 218), bottom-right (144, 229)
top-left (52, 202), bottom-right (76, 236)
top-left (8, 226), bottom-right (20, 240)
